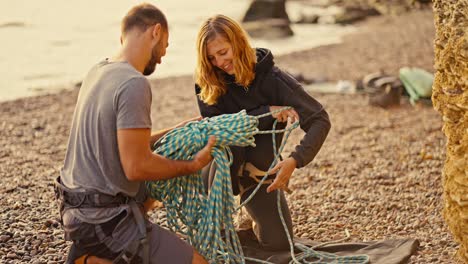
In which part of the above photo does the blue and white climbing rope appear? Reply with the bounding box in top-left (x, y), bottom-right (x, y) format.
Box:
top-left (146, 108), bottom-right (369, 264)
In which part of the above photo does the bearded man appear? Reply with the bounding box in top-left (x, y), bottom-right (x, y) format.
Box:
top-left (56, 3), bottom-right (214, 264)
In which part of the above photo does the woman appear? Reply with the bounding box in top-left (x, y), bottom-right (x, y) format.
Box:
top-left (195, 15), bottom-right (331, 251)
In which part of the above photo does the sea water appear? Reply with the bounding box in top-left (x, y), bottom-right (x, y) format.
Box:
top-left (0, 0), bottom-right (354, 101)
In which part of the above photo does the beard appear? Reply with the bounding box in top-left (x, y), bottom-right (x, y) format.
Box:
top-left (143, 45), bottom-right (159, 76)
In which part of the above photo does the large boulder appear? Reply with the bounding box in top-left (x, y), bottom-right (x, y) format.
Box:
top-left (242, 0), bottom-right (294, 38)
top-left (432, 0), bottom-right (468, 262)
top-left (242, 18), bottom-right (294, 39)
top-left (242, 0), bottom-right (290, 22)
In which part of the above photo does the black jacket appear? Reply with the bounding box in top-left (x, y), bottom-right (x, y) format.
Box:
top-left (196, 48), bottom-right (331, 194)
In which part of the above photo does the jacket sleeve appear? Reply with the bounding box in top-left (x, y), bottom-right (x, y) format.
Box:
top-left (274, 69), bottom-right (331, 168)
top-left (195, 84), bottom-right (223, 117)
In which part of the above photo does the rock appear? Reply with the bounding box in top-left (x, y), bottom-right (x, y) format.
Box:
top-left (242, 19), bottom-right (293, 39)
top-left (44, 219), bottom-right (60, 228)
top-left (296, 13), bottom-right (319, 24)
top-left (242, 0), bottom-right (294, 38)
top-left (318, 6), bottom-right (344, 24)
top-left (242, 0), bottom-right (290, 22)
top-left (316, 5), bottom-right (378, 24)
top-left (334, 6), bottom-right (379, 24)
top-left (291, 5), bottom-right (323, 24)
top-left (0, 235), bottom-right (10, 243)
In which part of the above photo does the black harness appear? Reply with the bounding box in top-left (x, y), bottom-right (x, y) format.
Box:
top-left (54, 177), bottom-right (149, 264)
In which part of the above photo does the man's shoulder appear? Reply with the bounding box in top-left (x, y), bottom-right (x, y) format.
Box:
top-left (93, 61), bottom-right (149, 90)
top-left (101, 61), bottom-right (144, 79)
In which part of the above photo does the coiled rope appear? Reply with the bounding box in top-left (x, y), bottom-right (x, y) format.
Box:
top-left (146, 108), bottom-right (369, 264)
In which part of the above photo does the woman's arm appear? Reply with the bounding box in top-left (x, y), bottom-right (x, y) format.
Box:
top-left (266, 69), bottom-right (331, 193)
top-left (276, 69), bottom-right (331, 168)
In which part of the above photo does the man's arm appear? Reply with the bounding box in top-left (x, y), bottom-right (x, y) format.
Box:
top-left (118, 128), bottom-right (215, 181)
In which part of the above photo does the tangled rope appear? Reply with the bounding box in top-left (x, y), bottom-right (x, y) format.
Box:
top-left (146, 109), bottom-right (369, 264)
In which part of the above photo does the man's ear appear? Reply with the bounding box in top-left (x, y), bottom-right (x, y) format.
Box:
top-left (152, 24), bottom-right (162, 42)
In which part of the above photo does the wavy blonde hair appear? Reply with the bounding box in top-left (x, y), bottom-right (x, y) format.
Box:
top-left (196, 15), bottom-right (257, 105)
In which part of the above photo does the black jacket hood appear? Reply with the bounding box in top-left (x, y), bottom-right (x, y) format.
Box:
top-left (254, 48), bottom-right (274, 75)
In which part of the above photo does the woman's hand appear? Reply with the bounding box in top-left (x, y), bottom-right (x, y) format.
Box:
top-left (266, 157), bottom-right (297, 193)
top-left (175, 116), bottom-right (203, 128)
top-left (150, 116), bottom-right (203, 147)
top-left (269, 106), bottom-right (299, 123)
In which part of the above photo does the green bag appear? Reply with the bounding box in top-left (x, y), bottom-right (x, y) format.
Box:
top-left (399, 67), bottom-right (434, 104)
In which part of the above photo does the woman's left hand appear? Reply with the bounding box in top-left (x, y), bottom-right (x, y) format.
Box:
top-left (175, 116), bottom-right (202, 128)
top-left (266, 157), bottom-right (297, 193)
top-left (269, 106), bottom-right (299, 123)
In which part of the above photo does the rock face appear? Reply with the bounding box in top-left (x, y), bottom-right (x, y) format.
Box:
top-left (242, 0), bottom-right (294, 39)
top-left (432, 1), bottom-right (468, 262)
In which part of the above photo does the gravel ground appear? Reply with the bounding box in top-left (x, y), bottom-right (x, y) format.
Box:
top-left (0, 8), bottom-right (461, 264)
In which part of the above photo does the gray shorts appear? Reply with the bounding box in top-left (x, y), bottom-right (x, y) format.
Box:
top-left (148, 222), bottom-right (194, 263)
top-left (64, 208), bottom-right (193, 264)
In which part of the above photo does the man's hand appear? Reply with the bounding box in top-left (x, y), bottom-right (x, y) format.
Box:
top-left (118, 129), bottom-right (216, 181)
top-left (266, 157), bottom-right (297, 193)
top-left (269, 106), bottom-right (299, 123)
top-left (190, 136), bottom-right (216, 171)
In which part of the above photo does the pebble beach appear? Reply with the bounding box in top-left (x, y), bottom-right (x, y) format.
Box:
top-left (0, 8), bottom-right (461, 264)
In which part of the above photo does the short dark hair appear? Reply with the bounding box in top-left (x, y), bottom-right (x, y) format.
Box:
top-left (121, 3), bottom-right (168, 36)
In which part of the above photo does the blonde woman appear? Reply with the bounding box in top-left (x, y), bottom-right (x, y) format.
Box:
top-left (195, 15), bottom-right (331, 251)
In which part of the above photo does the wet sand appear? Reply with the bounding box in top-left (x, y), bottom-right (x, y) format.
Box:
top-left (0, 9), bottom-right (460, 263)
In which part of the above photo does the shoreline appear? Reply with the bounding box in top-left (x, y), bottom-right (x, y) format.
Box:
top-left (0, 9), bottom-right (460, 264)
top-left (1, 9), bottom-right (433, 105)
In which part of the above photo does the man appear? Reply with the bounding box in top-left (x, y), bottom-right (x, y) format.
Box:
top-left (56, 3), bottom-right (213, 264)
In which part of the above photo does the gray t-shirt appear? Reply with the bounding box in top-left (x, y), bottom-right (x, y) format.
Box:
top-left (60, 60), bottom-right (152, 227)
top-left (61, 59), bottom-right (152, 197)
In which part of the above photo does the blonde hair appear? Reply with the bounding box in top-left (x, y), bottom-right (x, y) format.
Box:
top-left (196, 15), bottom-right (257, 105)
